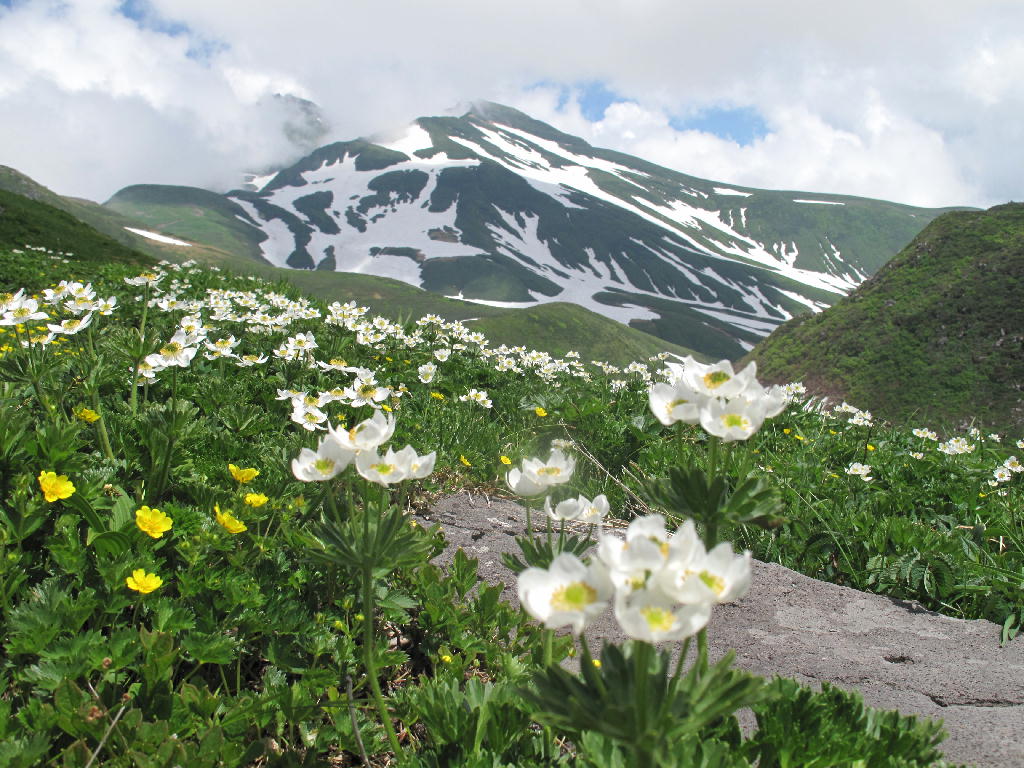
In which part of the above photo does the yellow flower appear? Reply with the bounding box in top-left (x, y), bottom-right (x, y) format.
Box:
top-left (215, 504), bottom-right (247, 534)
top-left (440, 654), bottom-right (453, 664)
top-left (228, 463), bottom-right (259, 484)
top-left (460, 455), bottom-right (472, 467)
top-left (534, 407), bottom-right (547, 418)
top-left (500, 455), bottom-right (512, 465)
top-left (430, 392), bottom-right (445, 401)
top-left (74, 406), bottom-right (101, 423)
top-left (782, 428), bottom-right (791, 434)
top-left (38, 471), bottom-right (75, 503)
top-left (591, 659), bottom-right (602, 668)
top-left (794, 435), bottom-right (805, 441)
top-left (381, 403), bottom-right (393, 412)
top-left (135, 506), bottom-right (173, 538)
top-left (243, 493), bottom-right (268, 508)
top-left (866, 444), bottom-right (876, 451)
top-left (126, 569), bottom-right (162, 594)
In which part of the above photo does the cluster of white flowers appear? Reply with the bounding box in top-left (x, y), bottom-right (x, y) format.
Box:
top-left (647, 357), bottom-right (787, 441)
top-left (988, 455), bottom-right (1024, 486)
top-left (833, 401), bottom-right (873, 427)
top-left (0, 289), bottom-right (45, 324)
top-left (280, 368), bottom-right (399, 431)
top-left (459, 388), bottom-right (493, 409)
top-left (937, 437), bottom-right (976, 455)
top-left (291, 410), bottom-right (434, 486)
top-left (912, 428), bottom-right (939, 441)
top-left (517, 515), bottom-right (751, 641)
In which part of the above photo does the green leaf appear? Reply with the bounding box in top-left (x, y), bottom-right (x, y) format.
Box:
top-left (90, 530), bottom-right (131, 559)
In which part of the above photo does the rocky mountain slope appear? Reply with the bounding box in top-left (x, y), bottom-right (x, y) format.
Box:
top-left (106, 102), bottom-right (958, 358)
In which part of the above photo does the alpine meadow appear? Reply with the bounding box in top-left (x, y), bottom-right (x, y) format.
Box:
top-left (0, 100), bottom-right (1021, 767)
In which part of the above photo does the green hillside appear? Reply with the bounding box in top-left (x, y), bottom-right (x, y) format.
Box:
top-left (750, 202), bottom-right (1024, 434)
top-left (0, 166), bottom-right (249, 267)
top-left (105, 184), bottom-right (268, 264)
top-left (0, 188), bottom-right (154, 288)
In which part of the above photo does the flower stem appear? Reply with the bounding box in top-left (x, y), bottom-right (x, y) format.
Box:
top-left (361, 564), bottom-right (402, 756)
top-left (91, 389), bottom-right (115, 462)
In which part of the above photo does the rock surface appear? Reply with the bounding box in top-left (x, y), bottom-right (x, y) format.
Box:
top-left (413, 494), bottom-right (1024, 768)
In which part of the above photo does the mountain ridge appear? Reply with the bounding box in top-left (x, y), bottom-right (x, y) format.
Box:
top-left (187, 102), bottom-right (960, 357)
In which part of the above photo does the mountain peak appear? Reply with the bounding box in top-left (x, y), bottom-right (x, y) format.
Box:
top-left (107, 105), bottom-right (959, 358)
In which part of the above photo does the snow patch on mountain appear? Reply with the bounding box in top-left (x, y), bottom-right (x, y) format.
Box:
top-left (124, 227), bottom-right (191, 246)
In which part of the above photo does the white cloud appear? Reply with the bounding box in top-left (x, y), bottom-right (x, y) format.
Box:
top-left (0, 0), bottom-right (1021, 208)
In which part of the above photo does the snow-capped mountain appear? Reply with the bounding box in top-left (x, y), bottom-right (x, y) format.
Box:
top-left (225, 102), bottom-right (952, 357)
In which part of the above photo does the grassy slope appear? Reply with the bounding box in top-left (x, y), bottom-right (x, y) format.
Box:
top-left (0, 189), bottom-right (154, 286)
top-left (0, 166), bottom-right (245, 268)
top-left (104, 184), bottom-right (267, 263)
top-left (750, 203), bottom-right (1024, 433)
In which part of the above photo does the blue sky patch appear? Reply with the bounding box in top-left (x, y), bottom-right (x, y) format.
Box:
top-left (534, 81), bottom-right (770, 146)
top-left (116, 0), bottom-right (226, 61)
top-left (117, 0), bottom-right (189, 37)
top-left (670, 106), bottom-right (770, 146)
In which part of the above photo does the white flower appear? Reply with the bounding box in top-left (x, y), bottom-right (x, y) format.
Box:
top-left (699, 397), bottom-right (768, 442)
top-left (1004, 456), bottom-right (1023, 473)
top-left (614, 587), bottom-right (712, 643)
top-left (148, 330), bottom-right (197, 368)
top-left (233, 353), bottom-right (267, 367)
top-left (846, 462), bottom-right (873, 481)
top-left (93, 296), bottom-right (117, 315)
top-left (909, 451), bottom-right (925, 460)
top-left (659, 536), bottom-right (753, 606)
top-left (459, 389), bottom-right (493, 408)
top-left (356, 447), bottom-right (411, 485)
top-left (0, 295), bottom-right (48, 325)
top-left (392, 445), bottom-right (437, 480)
top-left (291, 436), bottom-right (356, 481)
top-left (517, 553), bottom-right (613, 635)
top-left (0, 289), bottom-right (26, 313)
top-left (676, 357), bottom-right (759, 399)
top-left (647, 380), bottom-right (707, 426)
top-left (291, 403), bottom-right (329, 431)
top-left (506, 468), bottom-right (546, 496)
top-left (344, 377), bottom-right (391, 408)
top-left (433, 348), bottom-right (451, 362)
top-left (328, 411), bottom-right (396, 452)
top-left (417, 363), bottom-right (436, 383)
top-left (544, 494), bottom-right (609, 524)
top-left (993, 466), bottom-right (1013, 483)
top-left (124, 271), bottom-right (164, 287)
top-left (913, 428), bottom-right (938, 441)
top-left (597, 515), bottom-right (674, 597)
top-left (47, 313), bottom-right (93, 335)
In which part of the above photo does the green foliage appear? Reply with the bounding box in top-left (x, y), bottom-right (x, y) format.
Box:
top-left (524, 640), bottom-right (765, 766)
top-left (744, 677), bottom-right (962, 768)
top-left (0, 244), bottom-right (1008, 766)
top-left (752, 202), bottom-right (1024, 433)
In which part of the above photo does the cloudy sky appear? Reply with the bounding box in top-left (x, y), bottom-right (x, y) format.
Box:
top-left (0, 0), bottom-right (1021, 208)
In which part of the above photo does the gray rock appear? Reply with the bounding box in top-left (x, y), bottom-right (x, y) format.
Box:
top-left (413, 493), bottom-right (1024, 768)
